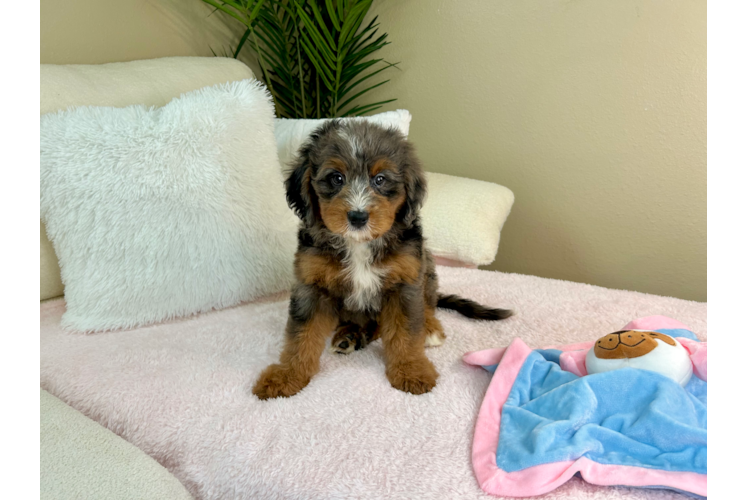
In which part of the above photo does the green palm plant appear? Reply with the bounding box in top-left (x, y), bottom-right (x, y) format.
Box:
top-left (201, 0), bottom-right (398, 118)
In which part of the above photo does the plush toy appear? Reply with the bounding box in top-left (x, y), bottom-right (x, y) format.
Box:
top-left (463, 316), bottom-right (707, 498)
top-left (585, 329), bottom-right (693, 386)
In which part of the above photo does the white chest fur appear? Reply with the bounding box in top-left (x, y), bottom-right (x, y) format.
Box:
top-left (343, 242), bottom-right (385, 311)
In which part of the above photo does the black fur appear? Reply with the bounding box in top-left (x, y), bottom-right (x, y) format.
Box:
top-left (288, 284), bottom-right (320, 324)
top-left (286, 120), bottom-right (511, 326)
top-left (253, 120), bottom-right (513, 399)
top-left (437, 294), bottom-right (513, 321)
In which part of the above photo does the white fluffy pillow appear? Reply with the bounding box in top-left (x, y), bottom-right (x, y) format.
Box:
top-left (274, 110), bottom-right (412, 169)
top-left (40, 80), bottom-right (298, 332)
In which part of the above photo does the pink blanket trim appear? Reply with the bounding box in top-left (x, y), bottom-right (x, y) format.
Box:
top-left (463, 315), bottom-right (707, 498)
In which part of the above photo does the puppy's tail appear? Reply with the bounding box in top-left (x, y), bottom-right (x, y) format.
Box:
top-left (437, 294), bottom-right (512, 321)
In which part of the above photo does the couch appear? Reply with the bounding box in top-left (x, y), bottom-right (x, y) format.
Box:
top-left (40, 57), bottom-right (706, 500)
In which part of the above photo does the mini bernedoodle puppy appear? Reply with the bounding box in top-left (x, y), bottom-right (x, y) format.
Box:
top-left (253, 120), bottom-right (511, 399)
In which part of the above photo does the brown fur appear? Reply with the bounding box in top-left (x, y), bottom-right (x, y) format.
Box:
top-left (381, 251), bottom-right (421, 287)
top-left (379, 293), bottom-right (438, 395)
top-left (368, 192), bottom-right (406, 239)
top-left (252, 121), bottom-right (510, 400)
top-left (424, 305), bottom-right (446, 343)
top-left (318, 196), bottom-right (350, 236)
top-left (294, 253), bottom-right (345, 288)
top-left (253, 299), bottom-right (338, 399)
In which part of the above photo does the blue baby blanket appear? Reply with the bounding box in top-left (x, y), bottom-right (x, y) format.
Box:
top-left (464, 316), bottom-right (707, 498)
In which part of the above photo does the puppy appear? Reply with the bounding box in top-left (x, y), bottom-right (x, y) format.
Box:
top-left (253, 121), bottom-right (511, 399)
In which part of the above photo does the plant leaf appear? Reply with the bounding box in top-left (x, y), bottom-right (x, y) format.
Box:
top-left (339, 61), bottom-right (397, 97)
top-left (249, 0), bottom-right (265, 22)
top-left (299, 37), bottom-right (334, 88)
top-left (341, 98), bottom-right (396, 117)
top-left (341, 58), bottom-right (382, 81)
top-left (325, 0), bottom-right (341, 30)
top-left (336, 79), bottom-right (389, 112)
top-left (203, 0), bottom-right (394, 119)
top-left (233, 28), bottom-right (252, 58)
top-left (295, 6), bottom-right (336, 63)
top-left (309, 0), bottom-right (337, 50)
top-left (201, 0), bottom-right (250, 26)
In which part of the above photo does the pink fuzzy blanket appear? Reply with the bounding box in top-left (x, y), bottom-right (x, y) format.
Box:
top-left (40, 267), bottom-right (706, 500)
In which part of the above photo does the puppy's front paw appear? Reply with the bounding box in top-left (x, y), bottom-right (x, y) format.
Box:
top-left (386, 359), bottom-right (439, 395)
top-left (252, 364), bottom-right (309, 400)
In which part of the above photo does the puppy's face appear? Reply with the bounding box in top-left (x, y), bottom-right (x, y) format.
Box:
top-left (314, 156), bottom-right (405, 241)
top-left (286, 121), bottom-right (425, 241)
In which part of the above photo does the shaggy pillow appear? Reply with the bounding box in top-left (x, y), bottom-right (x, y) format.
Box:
top-left (40, 80), bottom-right (298, 332)
top-left (273, 110), bottom-right (412, 169)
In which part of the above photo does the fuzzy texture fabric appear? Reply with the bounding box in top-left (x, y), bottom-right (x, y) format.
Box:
top-left (273, 110), bottom-right (413, 170)
top-left (421, 172), bottom-right (514, 266)
top-left (40, 56), bottom-right (256, 301)
top-left (40, 79), bottom-right (298, 332)
top-left (41, 389), bottom-right (193, 500)
top-left (40, 267), bottom-right (706, 500)
top-left (464, 324), bottom-right (706, 498)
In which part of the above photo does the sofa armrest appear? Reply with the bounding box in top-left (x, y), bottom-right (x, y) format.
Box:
top-left (41, 389), bottom-right (193, 500)
top-left (421, 172), bottom-right (514, 267)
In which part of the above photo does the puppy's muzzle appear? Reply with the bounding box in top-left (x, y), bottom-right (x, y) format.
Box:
top-left (347, 210), bottom-right (369, 229)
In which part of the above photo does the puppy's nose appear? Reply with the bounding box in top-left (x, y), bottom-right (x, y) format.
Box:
top-left (347, 210), bottom-right (369, 228)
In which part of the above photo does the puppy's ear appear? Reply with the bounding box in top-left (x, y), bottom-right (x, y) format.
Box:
top-left (285, 145), bottom-right (318, 226)
top-left (286, 121), bottom-right (343, 226)
top-left (398, 142), bottom-right (427, 226)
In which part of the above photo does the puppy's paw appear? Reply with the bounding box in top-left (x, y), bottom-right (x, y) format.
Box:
top-left (424, 316), bottom-right (446, 347)
top-left (252, 364), bottom-right (308, 400)
top-left (386, 359), bottom-right (439, 395)
top-left (330, 323), bottom-right (370, 354)
top-left (331, 333), bottom-right (357, 354)
top-left (424, 331), bottom-right (445, 347)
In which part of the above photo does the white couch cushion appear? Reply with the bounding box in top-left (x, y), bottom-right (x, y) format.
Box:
top-left (40, 57), bottom-right (256, 300)
top-left (41, 80), bottom-right (297, 332)
top-left (422, 172), bottom-right (514, 266)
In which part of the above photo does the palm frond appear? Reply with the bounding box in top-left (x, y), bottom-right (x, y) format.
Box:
top-left (201, 0), bottom-right (398, 118)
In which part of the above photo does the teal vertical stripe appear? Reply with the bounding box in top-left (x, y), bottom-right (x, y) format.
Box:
top-left (706, 302), bottom-right (720, 377)
top-left (706, 477), bottom-right (719, 500)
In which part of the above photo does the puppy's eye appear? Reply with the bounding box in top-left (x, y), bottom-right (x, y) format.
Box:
top-left (373, 174), bottom-right (386, 187)
top-left (330, 173), bottom-right (345, 187)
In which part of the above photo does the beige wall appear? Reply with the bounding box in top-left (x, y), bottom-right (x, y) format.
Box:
top-left (706, 2), bottom-right (724, 302)
top-left (39, 0), bottom-right (706, 301)
top-left (41, 0), bottom-right (245, 65)
top-left (364, 0), bottom-right (706, 301)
